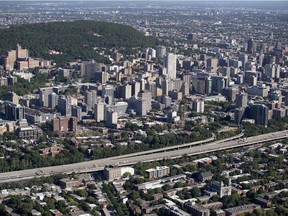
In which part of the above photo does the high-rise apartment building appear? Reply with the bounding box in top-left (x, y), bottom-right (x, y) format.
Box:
top-left (156, 45), bottom-right (166, 59)
top-left (94, 102), bottom-right (105, 122)
top-left (236, 92), bottom-right (248, 108)
top-left (164, 53), bottom-right (177, 79)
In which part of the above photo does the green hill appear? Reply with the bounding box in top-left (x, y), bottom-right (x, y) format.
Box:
top-left (0, 20), bottom-right (156, 65)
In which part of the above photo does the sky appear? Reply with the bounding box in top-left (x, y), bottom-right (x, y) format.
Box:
top-left (1, 0), bottom-right (287, 1)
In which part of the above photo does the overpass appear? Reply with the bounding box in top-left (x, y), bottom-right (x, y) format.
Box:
top-left (0, 130), bottom-right (286, 184)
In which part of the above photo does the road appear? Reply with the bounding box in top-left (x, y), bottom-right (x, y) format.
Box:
top-left (0, 130), bottom-right (286, 184)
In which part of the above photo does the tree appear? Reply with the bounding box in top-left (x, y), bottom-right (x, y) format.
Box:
top-left (191, 187), bottom-right (201, 198)
top-left (77, 189), bottom-right (88, 198)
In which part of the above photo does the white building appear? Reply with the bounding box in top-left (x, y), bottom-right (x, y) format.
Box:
top-left (164, 53), bottom-right (177, 79)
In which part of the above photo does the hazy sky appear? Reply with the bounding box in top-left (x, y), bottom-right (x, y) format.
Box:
top-left (1, 0), bottom-right (287, 1)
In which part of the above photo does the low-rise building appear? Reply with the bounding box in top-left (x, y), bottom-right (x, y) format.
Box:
top-left (39, 145), bottom-right (63, 157)
top-left (224, 204), bottom-right (260, 216)
top-left (16, 126), bottom-right (43, 140)
top-left (146, 166), bottom-right (170, 179)
top-left (58, 178), bottom-right (82, 189)
top-left (104, 167), bottom-right (134, 181)
top-left (185, 203), bottom-right (210, 216)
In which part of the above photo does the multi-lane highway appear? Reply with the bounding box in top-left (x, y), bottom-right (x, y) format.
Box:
top-left (0, 130), bottom-right (287, 184)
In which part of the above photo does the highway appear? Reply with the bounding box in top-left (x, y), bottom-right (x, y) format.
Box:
top-left (0, 130), bottom-right (287, 184)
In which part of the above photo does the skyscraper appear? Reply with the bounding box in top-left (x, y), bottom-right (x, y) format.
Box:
top-left (164, 53), bottom-right (177, 79)
top-left (238, 53), bottom-right (248, 71)
top-left (206, 58), bottom-right (218, 73)
top-left (94, 102), bottom-right (105, 122)
top-left (156, 45), bottom-right (166, 59)
top-left (39, 87), bottom-right (54, 107)
top-left (105, 109), bottom-right (118, 127)
top-left (4, 102), bottom-right (25, 121)
top-left (236, 92), bottom-right (248, 108)
top-left (48, 92), bottom-right (59, 109)
top-left (58, 96), bottom-right (71, 116)
top-left (251, 104), bottom-right (268, 126)
top-left (139, 90), bottom-right (152, 112)
top-left (5, 92), bottom-right (19, 105)
top-left (247, 38), bottom-right (256, 54)
top-left (84, 90), bottom-right (97, 108)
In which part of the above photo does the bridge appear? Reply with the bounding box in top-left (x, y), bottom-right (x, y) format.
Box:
top-left (0, 130), bottom-right (286, 184)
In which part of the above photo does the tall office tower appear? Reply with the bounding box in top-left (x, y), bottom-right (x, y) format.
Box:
top-left (164, 53), bottom-right (177, 79)
top-left (81, 61), bottom-right (107, 78)
top-left (247, 38), bottom-right (256, 54)
top-left (145, 81), bottom-right (157, 99)
top-left (162, 78), bottom-right (174, 95)
top-left (229, 59), bottom-right (242, 69)
top-left (264, 64), bottom-right (280, 79)
top-left (144, 63), bottom-right (154, 72)
top-left (95, 71), bottom-right (109, 84)
top-left (181, 83), bottom-right (190, 96)
top-left (234, 108), bottom-right (246, 125)
top-left (146, 47), bottom-right (156, 59)
top-left (48, 92), bottom-right (59, 109)
top-left (260, 43), bottom-right (267, 54)
top-left (211, 76), bottom-right (228, 94)
top-left (71, 105), bottom-right (82, 121)
top-left (258, 54), bottom-right (264, 66)
top-left (4, 102), bottom-right (24, 121)
top-left (173, 79), bottom-right (184, 92)
top-left (192, 75), bottom-right (212, 95)
top-left (244, 71), bottom-right (257, 86)
top-left (114, 102), bottom-right (128, 116)
top-left (161, 95), bottom-right (172, 108)
top-left (250, 104), bottom-right (268, 126)
top-left (105, 109), bottom-right (118, 127)
top-left (140, 78), bottom-right (146, 91)
top-left (102, 84), bottom-right (114, 99)
top-left (181, 74), bottom-right (192, 85)
top-left (192, 99), bottom-right (205, 113)
top-left (58, 96), bottom-right (71, 116)
top-left (84, 90), bottom-right (97, 108)
top-left (128, 97), bottom-right (147, 116)
top-left (94, 102), bottom-right (105, 122)
top-left (139, 90), bottom-right (152, 112)
top-left (39, 87), bottom-right (54, 107)
top-left (131, 81), bottom-right (141, 97)
top-left (156, 45), bottom-right (166, 59)
top-left (206, 58), bottom-right (219, 73)
top-left (238, 53), bottom-right (248, 71)
top-left (119, 83), bottom-right (132, 100)
top-left (222, 87), bottom-right (239, 102)
top-left (5, 91), bottom-right (19, 105)
top-left (235, 92), bottom-right (248, 108)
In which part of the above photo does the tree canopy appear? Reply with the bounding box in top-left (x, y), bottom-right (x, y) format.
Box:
top-left (0, 20), bottom-right (156, 65)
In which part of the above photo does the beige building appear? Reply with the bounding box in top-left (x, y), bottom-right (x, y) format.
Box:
top-left (104, 167), bottom-right (134, 181)
top-left (146, 166), bottom-right (170, 179)
top-left (4, 44), bottom-right (52, 71)
top-left (16, 44), bottom-right (28, 59)
top-left (4, 50), bottom-right (16, 71)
